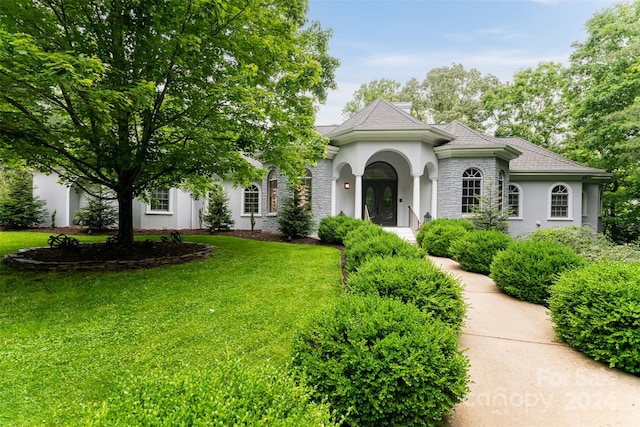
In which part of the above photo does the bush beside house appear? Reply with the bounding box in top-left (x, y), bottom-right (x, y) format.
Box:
top-left (549, 262), bottom-right (640, 375)
top-left (450, 230), bottom-right (514, 275)
top-left (490, 239), bottom-right (586, 306)
top-left (417, 218), bottom-right (474, 257)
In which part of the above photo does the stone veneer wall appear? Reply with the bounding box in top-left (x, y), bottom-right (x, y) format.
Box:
top-left (261, 159), bottom-right (333, 234)
top-left (437, 157), bottom-right (509, 218)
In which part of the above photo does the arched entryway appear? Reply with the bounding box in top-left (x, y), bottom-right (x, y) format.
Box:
top-left (363, 161), bottom-right (397, 226)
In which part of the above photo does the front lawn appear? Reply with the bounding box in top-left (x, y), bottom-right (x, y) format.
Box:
top-left (0, 232), bottom-right (342, 426)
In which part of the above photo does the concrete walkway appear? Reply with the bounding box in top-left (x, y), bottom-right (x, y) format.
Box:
top-left (429, 256), bottom-right (640, 427)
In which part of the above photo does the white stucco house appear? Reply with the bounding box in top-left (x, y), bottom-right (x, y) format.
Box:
top-left (33, 98), bottom-right (611, 236)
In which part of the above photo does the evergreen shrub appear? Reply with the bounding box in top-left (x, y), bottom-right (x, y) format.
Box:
top-left (450, 230), bottom-right (514, 274)
top-left (203, 185), bottom-right (235, 232)
top-left (317, 215), bottom-right (365, 245)
top-left (75, 196), bottom-right (117, 231)
top-left (346, 256), bottom-right (466, 329)
top-left (277, 192), bottom-right (314, 239)
top-left (88, 359), bottom-right (334, 426)
top-left (416, 218), bottom-right (473, 257)
top-left (291, 295), bottom-right (469, 426)
top-left (343, 226), bottom-right (423, 273)
top-left (490, 239), bottom-right (586, 306)
top-left (0, 169), bottom-right (46, 228)
top-left (549, 262), bottom-right (640, 375)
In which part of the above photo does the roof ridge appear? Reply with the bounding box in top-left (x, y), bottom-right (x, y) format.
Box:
top-left (449, 120), bottom-right (506, 145)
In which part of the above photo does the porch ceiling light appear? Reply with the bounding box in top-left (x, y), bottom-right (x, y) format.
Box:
top-left (344, 182), bottom-right (350, 190)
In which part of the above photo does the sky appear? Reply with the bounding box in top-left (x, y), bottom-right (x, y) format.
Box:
top-left (307, 0), bottom-right (619, 125)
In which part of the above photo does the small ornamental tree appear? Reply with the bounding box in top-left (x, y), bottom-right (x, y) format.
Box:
top-left (278, 191), bottom-right (314, 239)
top-left (0, 168), bottom-right (45, 229)
top-left (202, 185), bottom-right (234, 232)
top-left (471, 179), bottom-right (511, 232)
top-left (75, 192), bottom-right (118, 232)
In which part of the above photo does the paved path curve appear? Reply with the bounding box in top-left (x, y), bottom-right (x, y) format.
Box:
top-left (429, 256), bottom-right (640, 427)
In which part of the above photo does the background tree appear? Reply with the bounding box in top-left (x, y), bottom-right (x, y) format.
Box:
top-left (566, 1), bottom-right (640, 242)
top-left (483, 62), bottom-right (570, 150)
top-left (342, 64), bottom-right (500, 131)
top-left (0, 0), bottom-right (338, 247)
top-left (342, 79), bottom-right (402, 119)
top-left (421, 63), bottom-right (501, 132)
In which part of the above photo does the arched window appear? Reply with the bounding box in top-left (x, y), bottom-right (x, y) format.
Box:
top-left (508, 184), bottom-right (521, 218)
top-left (268, 170), bottom-right (278, 213)
top-left (243, 184), bottom-right (260, 215)
top-left (550, 184), bottom-right (570, 218)
top-left (299, 169), bottom-right (312, 207)
top-left (462, 168), bottom-right (482, 214)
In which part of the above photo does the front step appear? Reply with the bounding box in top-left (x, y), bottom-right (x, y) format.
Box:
top-left (382, 227), bottom-right (417, 245)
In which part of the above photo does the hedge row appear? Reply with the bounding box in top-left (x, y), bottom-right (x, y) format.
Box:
top-left (296, 217), bottom-right (469, 425)
top-left (416, 218), bottom-right (474, 257)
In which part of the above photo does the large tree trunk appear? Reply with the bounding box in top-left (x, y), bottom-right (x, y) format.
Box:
top-left (117, 188), bottom-right (135, 248)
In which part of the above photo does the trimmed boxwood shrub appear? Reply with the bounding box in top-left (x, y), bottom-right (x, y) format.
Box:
top-left (318, 215), bottom-right (366, 245)
top-left (417, 220), bottom-right (472, 257)
top-left (549, 262), bottom-right (640, 375)
top-left (490, 239), bottom-right (586, 306)
top-left (450, 230), bottom-right (514, 275)
top-left (88, 359), bottom-right (335, 426)
top-left (291, 295), bottom-right (470, 426)
top-left (346, 256), bottom-right (466, 329)
top-left (343, 226), bottom-right (424, 273)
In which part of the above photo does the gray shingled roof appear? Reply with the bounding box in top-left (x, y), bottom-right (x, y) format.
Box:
top-left (437, 121), bottom-right (507, 147)
top-left (317, 125), bottom-right (337, 136)
top-left (502, 137), bottom-right (609, 175)
top-left (328, 98), bottom-right (428, 135)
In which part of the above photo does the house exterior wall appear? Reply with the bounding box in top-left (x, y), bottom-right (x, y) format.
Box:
top-left (135, 189), bottom-right (204, 230)
top-left (508, 179), bottom-right (583, 236)
top-left (436, 157), bottom-right (508, 219)
top-left (33, 173), bottom-right (68, 227)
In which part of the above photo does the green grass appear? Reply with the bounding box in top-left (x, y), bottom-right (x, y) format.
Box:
top-left (0, 232), bottom-right (342, 426)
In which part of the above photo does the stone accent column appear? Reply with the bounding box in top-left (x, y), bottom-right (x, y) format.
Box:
top-left (354, 174), bottom-right (363, 219)
top-left (412, 174), bottom-right (421, 219)
top-left (431, 178), bottom-right (438, 219)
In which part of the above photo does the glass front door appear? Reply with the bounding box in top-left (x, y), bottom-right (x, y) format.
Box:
top-left (363, 162), bottom-right (397, 226)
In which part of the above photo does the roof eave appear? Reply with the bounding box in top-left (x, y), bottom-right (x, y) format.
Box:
top-left (434, 144), bottom-right (522, 161)
top-left (329, 127), bottom-right (453, 146)
top-left (510, 170), bottom-right (613, 181)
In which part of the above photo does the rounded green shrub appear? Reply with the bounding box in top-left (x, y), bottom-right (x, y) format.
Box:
top-left (549, 262), bottom-right (640, 375)
top-left (343, 227), bottom-right (424, 273)
top-left (318, 215), bottom-right (366, 245)
top-left (450, 230), bottom-right (514, 275)
top-left (88, 359), bottom-right (335, 426)
top-left (291, 295), bottom-right (470, 426)
top-left (490, 239), bottom-right (586, 306)
top-left (346, 256), bottom-right (466, 329)
top-left (417, 220), bottom-right (472, 257)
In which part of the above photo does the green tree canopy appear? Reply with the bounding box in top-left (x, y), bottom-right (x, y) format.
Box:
top-left (0, 0), bottom-right (338, 246)
top-left (483, 62), bottom-right (570, 150)
top-left (567, 0), bottom-right (640, 242)
top-left (342, 64), bottom-right (500, 132)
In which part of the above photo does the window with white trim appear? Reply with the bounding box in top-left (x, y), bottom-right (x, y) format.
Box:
top-left (268, 170), bottom-right (278, 213)
top-left (550, 184), bottom-right (570, 218)
top-left (150, 188), bottom-right (170, 212)
top-left (508, 184), bottom-right (521, 218)
top-left (498, 171), bottom-right (505, 212)
top-left (462, 168), bottom-right (482, 214)
top-left (243, 184), bottom-right (260, 215)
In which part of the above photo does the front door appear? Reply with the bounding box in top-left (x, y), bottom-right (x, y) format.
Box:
top-left (363, 162), bottom-right (398, 226)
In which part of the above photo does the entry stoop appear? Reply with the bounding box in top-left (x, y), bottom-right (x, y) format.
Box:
top-left (382, 227), bottom-right (417, 245)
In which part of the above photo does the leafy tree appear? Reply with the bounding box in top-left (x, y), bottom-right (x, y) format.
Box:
top-left (342, 79), bottom-right (402, 119)
top-left (567, 1), bottom-right (640, 242)
top-left (342, 64), bottom-right (501, 131)
top-left (484, 62), bottom-right (571, 150)
top-left (202, 184), bottom-right (235, 232)
top-left (0, 167), bottom-right (46, 228)
top-left (421, 63), bottom-right (502, 132)
top-left (0, 0), bottom-right (338, 247)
